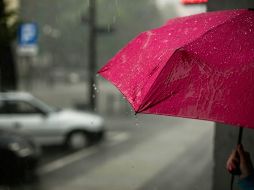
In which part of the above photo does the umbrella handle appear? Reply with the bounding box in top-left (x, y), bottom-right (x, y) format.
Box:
top-left (230, 126), bottom-right (244, 190)
top-left (237, 127), bottom-right (244, 145)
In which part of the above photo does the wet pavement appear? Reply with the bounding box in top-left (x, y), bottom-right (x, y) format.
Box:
top-left (0, 114), bottom-right (214, 190)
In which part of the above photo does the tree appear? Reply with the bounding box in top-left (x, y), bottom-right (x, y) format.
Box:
top-left (0, 0), bottom-right (19, 91)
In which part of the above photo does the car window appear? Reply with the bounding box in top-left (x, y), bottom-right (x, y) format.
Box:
top-left (5, 100), bottom-right (43, 114)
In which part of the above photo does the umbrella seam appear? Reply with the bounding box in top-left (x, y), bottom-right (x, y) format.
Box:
top-left (137, 48), bottom-right (184, 113)
top-left (137, 10), bottom-right (248, 113)
top-left (180, 9), bottom-right (247, 54)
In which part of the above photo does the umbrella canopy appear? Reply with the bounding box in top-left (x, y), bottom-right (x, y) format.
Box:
top-left (98, 9), bottom-right (254, 129)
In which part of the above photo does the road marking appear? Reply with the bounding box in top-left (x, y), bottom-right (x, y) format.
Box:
top-left (52, 122), bottom-right (214, 190)
top-left (38, 131), bottom-right (130, 175)
top-left (106, 131), bottom-right (130, 146)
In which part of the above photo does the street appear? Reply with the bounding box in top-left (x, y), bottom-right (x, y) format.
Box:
top-left (3, 114), bottom-right (214, 190)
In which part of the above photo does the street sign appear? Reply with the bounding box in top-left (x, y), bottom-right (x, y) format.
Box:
top-left (17, 23), bottom-right (38, 56)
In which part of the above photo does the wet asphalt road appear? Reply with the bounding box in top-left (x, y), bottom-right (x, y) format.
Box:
top-left (1, 114), bottom-right (214, 190)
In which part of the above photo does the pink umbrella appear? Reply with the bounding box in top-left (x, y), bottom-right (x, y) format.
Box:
top-left (98, 9), bottom-right (254, 189)
top-left (99, 9), bottom-right (254, 129)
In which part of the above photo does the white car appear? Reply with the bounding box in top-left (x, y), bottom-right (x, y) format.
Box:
top-left (0, 92), bottom-right (105, 150)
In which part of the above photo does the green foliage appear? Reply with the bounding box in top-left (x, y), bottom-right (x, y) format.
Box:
top-left (0, 0), bottom-right (19, 46)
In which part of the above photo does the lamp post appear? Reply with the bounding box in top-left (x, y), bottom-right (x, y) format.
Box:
top-left (85, 0), bottom-right (115, 110)
top-left (88, 0), bottom-right (97, 110)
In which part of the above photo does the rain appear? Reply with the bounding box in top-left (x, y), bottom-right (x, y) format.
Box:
top-left (1, 1), bottom-right (254, 190)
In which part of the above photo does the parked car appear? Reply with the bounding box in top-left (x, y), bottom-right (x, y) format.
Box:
top-left (0, 129), bottom-right (40, 184)
top-left (0, 92), bottom-right (105, 150)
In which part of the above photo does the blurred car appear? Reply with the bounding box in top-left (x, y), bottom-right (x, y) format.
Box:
top-left (0, 129), bottom-right (40, 183)
top-left (0, 92), bottom-right (105, 150)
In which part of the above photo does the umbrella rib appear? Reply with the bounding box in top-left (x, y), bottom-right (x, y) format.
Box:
top-left (137, 90), bottom-right (179, 113)
top-left (137, 48), bottom-right (184, 113)
top-left (137, 10), bottom-right (248, 113)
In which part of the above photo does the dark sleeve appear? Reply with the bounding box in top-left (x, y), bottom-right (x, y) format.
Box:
top-left (238, 173), bottom-right (254, 190)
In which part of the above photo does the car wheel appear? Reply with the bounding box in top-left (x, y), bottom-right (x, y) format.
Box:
top-left (66, 131), bottom-right (89, 150)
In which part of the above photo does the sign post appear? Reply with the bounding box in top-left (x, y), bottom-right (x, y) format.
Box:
top-left (17, 23), bottom-right (38, 90)
top-left (17, 23), bottom-right (38, 56)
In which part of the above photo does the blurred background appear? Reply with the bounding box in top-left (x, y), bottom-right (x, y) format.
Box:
top-left (16, 0), bottom-right (205, 111)
top-left (0, 0), bottom-right (252, 190)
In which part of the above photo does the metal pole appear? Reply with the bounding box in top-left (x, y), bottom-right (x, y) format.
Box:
top-left (88, 0), bottom-right (97, 110)
top-left (237, 127), bottom-right (244, 145)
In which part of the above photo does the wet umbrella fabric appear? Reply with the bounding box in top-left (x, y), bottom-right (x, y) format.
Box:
top-left (98, 9), bottom-right (254, 129)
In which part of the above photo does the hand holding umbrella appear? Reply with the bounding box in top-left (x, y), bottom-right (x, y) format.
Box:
top-left (227, 144), bottom-right (254, 189)
top-left (227, 145), bottom-right (253, 177)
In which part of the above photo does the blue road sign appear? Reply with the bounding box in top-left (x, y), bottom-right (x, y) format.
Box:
top-left (18, 23), bottom-right (38, 46)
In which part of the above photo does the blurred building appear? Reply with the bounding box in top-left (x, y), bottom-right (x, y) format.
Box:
top-left (17, 1), bottom-right (164, 114)
top-left (16, 1), bottom-right (207, 115)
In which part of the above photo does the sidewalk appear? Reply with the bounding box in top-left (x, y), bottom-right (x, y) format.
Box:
top-left (51, 118), bottom-right (213, 190)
